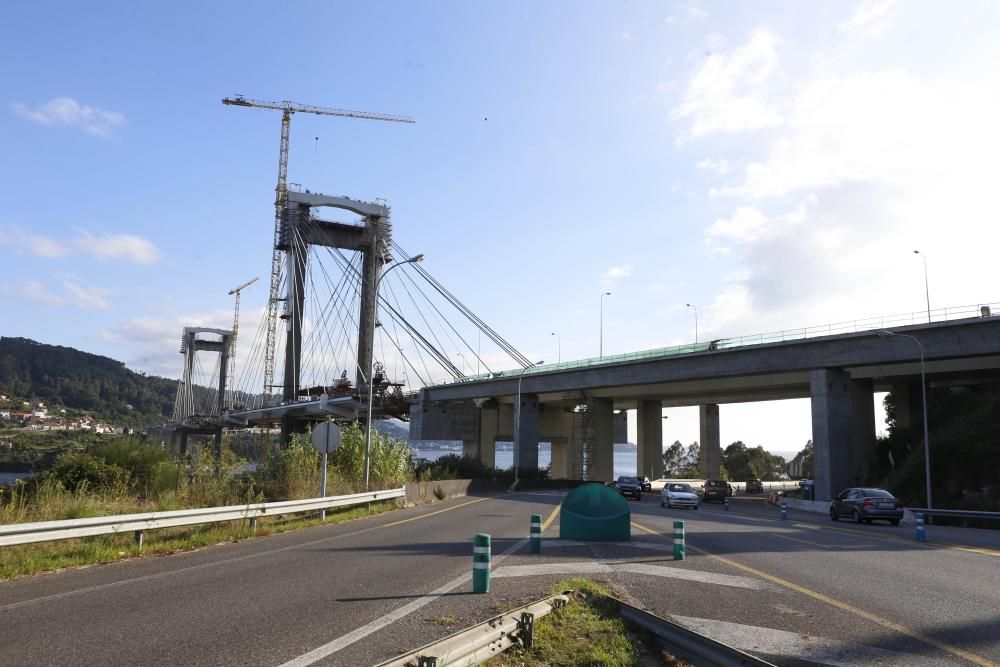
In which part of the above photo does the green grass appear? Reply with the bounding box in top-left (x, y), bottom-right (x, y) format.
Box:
top-left (0, 500), bottom-right (400, 580)
top-left (489, 578), bottom-right (643, 667)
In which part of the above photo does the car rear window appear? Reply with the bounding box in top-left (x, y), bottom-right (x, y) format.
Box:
top-left (619, 477), bottom-right (638, 484)
top-left (863, 489), bottom-right (894, 498)
top-left (705, 481), bottom-right (726, 488)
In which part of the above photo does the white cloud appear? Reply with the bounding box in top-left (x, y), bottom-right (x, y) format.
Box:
top-left (10, 280), bottom-right (112, 310)
top-left (686, 4), bottom-right (708, 21)
top-left (706, 206), bottom-right (768, 243)
top-left (62, 281), bottom-right (111, 310)
top-left (602, 264), bottom-right (633, 280)
top-left (74, 232), bottom-right (162, 264)
top-left (839, 0), bottom-right (899, 36)
top-left (11, 97), bottom-right (125, 137)
top-left (696, 158), bottom-right (732, 175)
top-left (0, 226), bottom-right (161, 264)
top-left (671, 28), bottom-right (784, 141)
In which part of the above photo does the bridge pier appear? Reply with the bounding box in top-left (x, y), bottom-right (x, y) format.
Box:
top-left (591, 398), bottom-right (615, 482)
top-left (810, 369), bottom-right (877, 502)
top-left (699, 404), bottom-right (721, 479)
top-left (636, 400), bottom-right (663, 480)
top-left (514, 393), bottom-right (540, 474)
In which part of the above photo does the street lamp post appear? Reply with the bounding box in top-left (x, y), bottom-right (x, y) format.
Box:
top-left (514, 360), bottom-right (544, 483)
top-left (551, 332), bottom-right (560, 363)
top-left (600, 292), bottom-right (611, 358)
top-left (686, 303), bottom-right (699, 344)
top-left (365, 253), bottom-right (424, 491)
top-left (878, 330), bottom-right (932, 510)
top-left (914, 250), bottom-right (930, 323)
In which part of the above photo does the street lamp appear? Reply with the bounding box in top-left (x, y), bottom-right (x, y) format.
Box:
top-left (551, 332), bottom-right (560, 363)
top-left (913, 250), bottom-right (930, 323)
top-left (514, 359), bottom-right (544, 483)
top-left (365, 253), bottom-right (424, 491)
top-left (600, 292), bottom-right (612, 358)
top-left (877, 329), bottom-right (932, 510)
top-left (686, 303), bottom-right (699, 344)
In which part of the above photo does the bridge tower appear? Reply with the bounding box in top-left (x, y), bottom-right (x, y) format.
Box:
top-left (278, 189), bottom-right (392, 440)
top-left (172, 327), bottom-right (233, 457)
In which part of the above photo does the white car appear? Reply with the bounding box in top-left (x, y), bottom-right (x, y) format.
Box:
top-left (661, 482), bottom-right (700, 510)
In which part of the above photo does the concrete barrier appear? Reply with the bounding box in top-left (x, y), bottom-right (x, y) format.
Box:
top-left (403, 479), bottom-right (509, 505)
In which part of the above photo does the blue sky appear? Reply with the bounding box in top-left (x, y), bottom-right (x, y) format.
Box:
top-left (4, 1), bottom-right (1000, 453)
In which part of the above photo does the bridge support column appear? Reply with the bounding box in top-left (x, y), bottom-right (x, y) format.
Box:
top-left (890, 379), bottom-right (924, 433)
top-left (811, 368), bottom-right (856, 502)
top-left (851, 378), bottom-right (876, 483)
top-left (514, 393), bottom-right (539, 474)
top-left (591, 398), bottom-right (614, 482)
top-left (699, 404), bottom-right (721, 479)
top-left (637, 400), bottom-right (663, 480)
top-left (477, 404), bottom-right (498, 469)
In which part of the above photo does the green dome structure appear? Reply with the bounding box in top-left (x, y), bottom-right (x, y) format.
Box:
top-left (559, 482), bottom-right (631, 541)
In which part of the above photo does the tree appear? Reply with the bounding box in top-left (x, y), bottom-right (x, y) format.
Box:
top-left (662, 440), bottom-right (686, 476)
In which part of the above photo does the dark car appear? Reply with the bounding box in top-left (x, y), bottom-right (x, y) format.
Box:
top-left (639, 476), bottom-right (652, 492)
top-left (745, 479), bottom-right (764, 494)
top-left (701, 479), bottom-right (731, 502)
top-left (830, 487), bottom-right (903, 525)
top-left (616, 476), bottom-right (642, 501)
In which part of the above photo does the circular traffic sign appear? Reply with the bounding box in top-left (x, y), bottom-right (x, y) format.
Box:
top-left (311, 422), bottom-right (342, 454)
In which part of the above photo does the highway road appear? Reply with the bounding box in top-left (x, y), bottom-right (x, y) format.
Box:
top-left (1, 490), bottom-right (998, 666)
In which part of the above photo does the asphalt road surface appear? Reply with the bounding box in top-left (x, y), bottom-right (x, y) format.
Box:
top-left (1, 491), bottom-right (998, 666)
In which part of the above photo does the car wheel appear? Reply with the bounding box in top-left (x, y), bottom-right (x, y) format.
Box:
top-left (864, 519), bottom-right (872, 524)
top-left (660, 498), bottom-right (665, 507)
top-left (853, 510), bottom-right (863, 524)
top-left (830, 508), bottom-right (839, 521)
top-left (890, 519), bottom-right (900, 526)
top-left (694, 504), bottom-right (699, 510)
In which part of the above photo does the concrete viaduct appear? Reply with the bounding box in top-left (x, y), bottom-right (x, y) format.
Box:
top-left (410, 316), bottom-right (1000, 501)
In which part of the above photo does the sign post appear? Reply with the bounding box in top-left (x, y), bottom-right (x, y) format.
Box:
top-left (311, 422), bottom-right (342, 520)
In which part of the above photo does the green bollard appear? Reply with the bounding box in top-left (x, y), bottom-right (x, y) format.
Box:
top-left (473, 533), bottom-right (491, 593)
top-left (673, 520), bottom-right (685, 561)
top-left (530, 514), bottom-right (542, 554)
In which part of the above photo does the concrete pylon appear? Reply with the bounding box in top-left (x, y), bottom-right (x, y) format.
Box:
top-left (851, 378), bottom-right (876, 483)
top-left (810, 368), bottom-right (854, 502)
top-left (514, 393), bottom-right (540, 474)
top-left (699, 404), bottom-right (721, 479)
top-left (637, 400), bottom-right (663, 480)
top-left (478, 404), bottom-right (499, 469)
top-left (591, 398), bottom-right (615, 482)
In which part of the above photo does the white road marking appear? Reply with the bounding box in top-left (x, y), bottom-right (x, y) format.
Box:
top-left (278, 537), bottom-right (529, 667)
top-left (669, 615), bottom-right (956, 666)
top-left (540, 538), bottom-right (675, 553)
top-left (772, 533), bottom-right (833, 548)
top-left (492, 561), bottom-right (768, 590)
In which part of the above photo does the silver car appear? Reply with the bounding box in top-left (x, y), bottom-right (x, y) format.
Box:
top-left (661, 483), bottom-right (700, 510)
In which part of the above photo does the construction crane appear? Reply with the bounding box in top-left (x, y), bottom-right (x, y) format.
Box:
top-left (222, 95), bottom-right (415, 400)
top-left (226, 276), bottom-right (259, 409)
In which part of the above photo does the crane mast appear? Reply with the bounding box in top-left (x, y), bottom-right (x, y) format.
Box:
top-left (222, 96), bottom-right (414, 401)
top-left (226, 276), bottom-right (259, 409)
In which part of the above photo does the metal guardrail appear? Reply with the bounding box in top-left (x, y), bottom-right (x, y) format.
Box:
top-left (375, 592), bottom-right (568, 667)
top-left (442, 299), bottom-right (1000, 386)
top-left (607, 594), bottom-right (776, 666)
top-left (0, 488), bottom-right (405, 548)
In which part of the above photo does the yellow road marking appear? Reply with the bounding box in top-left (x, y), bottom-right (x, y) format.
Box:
top-left (381, 498), bottom-right (488, 528)
top-left (631, 521), bottom-right (995, 666)
top-left (541, 503), bottom-right (562, 531)
top-left (729, 504), bottom-right (1000, 558)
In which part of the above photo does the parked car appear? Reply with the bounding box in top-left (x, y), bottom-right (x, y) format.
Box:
top-left (639, 476), bottom-right (652, 492)
top-left (616, 476), bottom-right (643, 501)
top-left (661, 483), bottom-right (700, 510)
top-left (830, 487), bottom-right (903, 525)
top-left (745, 479), bottom-right (764, 494)
top-left (702, 479), bottom-right (731, 502)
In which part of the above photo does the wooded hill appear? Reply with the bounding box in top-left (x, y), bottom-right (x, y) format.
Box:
top-left (0, 337), bottom-right (177, 428)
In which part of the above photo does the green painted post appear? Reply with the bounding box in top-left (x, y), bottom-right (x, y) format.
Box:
top-left (530, 514), bottom-right (542, 554)
top-left (473, 533), bottom-right (491, 593)
top-left (673, 520), bottom-right (685, 561)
